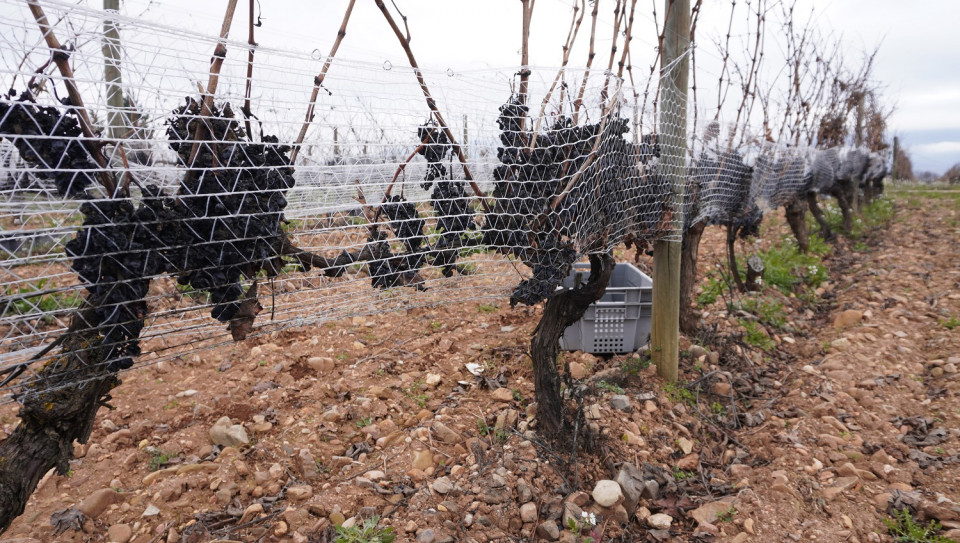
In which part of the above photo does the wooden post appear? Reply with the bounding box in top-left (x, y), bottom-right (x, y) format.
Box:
top-left (891, 136), bottom-right (900, 181)
top-left (651, 0), bottom-right (689, 383)
top-left (103, 0), bottom-right (124, 142)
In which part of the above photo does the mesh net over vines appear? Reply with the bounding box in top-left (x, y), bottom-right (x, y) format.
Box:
top-left (0, 1), bottom-right (887, 402)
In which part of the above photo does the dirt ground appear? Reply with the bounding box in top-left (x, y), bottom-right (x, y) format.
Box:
top-left (1, 188), bottom-right (958, 543)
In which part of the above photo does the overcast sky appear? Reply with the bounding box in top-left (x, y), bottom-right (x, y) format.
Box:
top-left (7, 0), bottom-right (960, 173)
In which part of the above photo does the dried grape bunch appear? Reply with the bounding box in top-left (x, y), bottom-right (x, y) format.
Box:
top-left (0, 90), bottom-right (96, 197)
top-left (483, 95), bottom-right (667, 306)
top-left (65, 185), bottom-right (185, 370)
top-left (372, 121), bottom-right (478, 288)
top-left (416, 122), bottom-right (450, 187)
top-left (165, 98), bottom-right (296, 321)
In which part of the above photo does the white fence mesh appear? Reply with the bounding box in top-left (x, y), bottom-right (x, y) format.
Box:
top-left (0, 0), bottom-right (887, 401)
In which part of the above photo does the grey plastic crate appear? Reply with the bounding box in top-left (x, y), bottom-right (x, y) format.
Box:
top-left (558, 262), bottom-right (653, 354)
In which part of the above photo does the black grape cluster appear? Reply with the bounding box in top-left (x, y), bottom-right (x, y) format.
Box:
top-left (689, 149), bottom-right (760, 237)
top-left (482, 96), bottom-right (664, 306)
top-left (0, 90), bottom-right (96, 197)
top-left (165, 98), bottom-right (295, 321)
top-left (370, 123), bottom-right (478, 288)
top-left (417, 122), bottom-right (449, 186)
top-left (65, 186), bottom-right (184, 370)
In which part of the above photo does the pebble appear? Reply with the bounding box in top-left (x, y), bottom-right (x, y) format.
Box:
top-left (591, 480), bottom-right (623, 507)
top-left (287, 486), bottom-right (314, 500)
top-left (536, 521), bottom-right (560, 541)
top-left (411, 449), bottom-right (433, 470)
top-left (520, 502), bottom-right (538, 523)
top-left (647, 513), bottom-right (673, 530)
top-left (107, 524), bottom-right (132, 543)
top-left (834, 309), bottom-right (864, 329)
top-left (569, 362), bottom-right (587, 380)
top-left (491, 388), bottom-right (514, 402)
top-left (610, 395), bottom-right (632, 411)
top-left (417, 528), bottom-right (436, 543)
top-left (432, 421), bottom-right (463, 444)
top-left (209, 416), bottom-right (249, 447)
top-left (78, 488), bottom-right (119, 519)
top-left (432, 476), bottom-right (454, 495)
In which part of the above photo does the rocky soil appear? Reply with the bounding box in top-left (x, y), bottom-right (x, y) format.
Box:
top-left (1, 188), bottom-right (958, 543)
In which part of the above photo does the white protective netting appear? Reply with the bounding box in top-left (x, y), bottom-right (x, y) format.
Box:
top-left (0, 0), bottom-right (685, 399)
top-left (0, 1), bottom-right (890, 401)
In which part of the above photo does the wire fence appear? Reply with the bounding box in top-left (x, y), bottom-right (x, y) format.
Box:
top-left (0, 0), bottom-right (888, 402)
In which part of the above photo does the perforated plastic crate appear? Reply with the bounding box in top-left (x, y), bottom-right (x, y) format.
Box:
top-left (558, 262), bottom-right (653, 354)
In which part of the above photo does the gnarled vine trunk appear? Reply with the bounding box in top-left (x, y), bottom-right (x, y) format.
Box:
top-left (679, 221), bottom-right (706, 334)
top-left (531, 252), bottom-right (615, 437)
top-left (784, 198), bottom-right (809, 253)
top-left (0, 309), bottom-right (120, 532)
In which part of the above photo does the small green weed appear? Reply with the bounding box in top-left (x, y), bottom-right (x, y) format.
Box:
top-left (664, 381), bottom-right (695, 405)
top-left (940, 317), bottom-right (960, 330)
top-left (672, 468), bottom-right (694, 481)
top-left (476, 418), bottom-right (491, 436)
top-left (148, 450), bottom-right (172, 472)
top-left (596, 380), bottom-right (625, 395)
top-left (697, 275), bottom-right (725, 306)
top-left (739, 319), bottom-right (775, 351)
top-left (356, 417), bottom-right (373, 429)
top-left (334, 515), bottom-right (395, 543)
top-left (717, 506), bottom-right (737, 523)
top-left (734, 296), bottom-right (787, 330)
top-left (755, 239), bottom-right (828, 294)
top-left (429, 321), bottom-right (443, 331)
top-left (403, 380), bottom-right (429, 408)
top-left (883, 508), bottom-right (956, 543)
top-left (622, 355), bottom-right (651, 375)
top-left (1, 279), bottom-right (84, 322)
top-left (476, 303), bottom-right (499, 314)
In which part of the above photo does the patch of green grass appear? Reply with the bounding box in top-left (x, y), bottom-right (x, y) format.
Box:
top-left (940, 317), bottom-right (960, 330)
top-left (1, 279), bottom-right (84, 322)
top-left (621, 355), bottom-right (651, 375)
top-left (672, 468), bottom-right (694, 481)
top-left (861, 197), bottom-right (896, 230)
top-left (710, 402), bottom-right (725, 415)
top-left (148, 450), bottom-right (172, 472)
top-left (883, 508), bottom-right (956, 543)
top-left (734, 296), bottom-right (787, 330)
top-left (163, 400), bottom-right (180, 410)
top-left (717, 506), bottom-right (737, 523)
top-left (738, 319), bottom-right (775, 351)
top-left (696, 275), bottom-right (724, 306)
top-left (494, 428), bottom-right (510, 443)
top-left (334, 515), bottom-right (395, 543)
top-left (403, 380), bottom-right (429, 408)
top-left (476, 418), bottom-right (491, 436)
top-left (476, 303), bottom-right (499, 314)
top-left (428, 321), bottom-right (443, 331)
top-left (356, 417), bottom-right (373, 429)
top-left (754, 238), bottom-right (828, 294)
top-left (663, 381), bottom-right (695, 405)
top-left (596, 380), bottom-right (625, 395)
